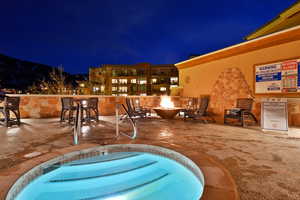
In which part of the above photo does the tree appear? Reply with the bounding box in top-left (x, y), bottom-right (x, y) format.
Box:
top-left (28, 66), bottom-right (73, 94)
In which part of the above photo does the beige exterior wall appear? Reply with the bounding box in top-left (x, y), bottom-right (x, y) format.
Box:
top-left (178, 38), bottom-right (300, 126)
top-left (179, 40), bottom-right (300, 97)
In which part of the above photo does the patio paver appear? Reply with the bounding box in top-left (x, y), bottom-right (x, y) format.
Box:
top-left (0, 117), bottom-right (300, 200)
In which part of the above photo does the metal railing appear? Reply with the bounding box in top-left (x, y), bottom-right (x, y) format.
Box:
top-left (115, 104), bottom-right (137, 139)
top-left (73, 103), bottom-right (137, 144)
top-left (73, 104), bottom-right (82, 145)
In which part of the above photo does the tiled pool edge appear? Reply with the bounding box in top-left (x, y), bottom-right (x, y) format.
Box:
top-left (0, 143), bottom-right (239, 200)
top-left (6, 144), bottom-right (205, 200)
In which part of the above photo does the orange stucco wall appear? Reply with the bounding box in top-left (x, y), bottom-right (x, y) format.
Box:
top-left (179, 40), bottom-right (300, 97)
top-left (178, 39), bottom-right (300, 126)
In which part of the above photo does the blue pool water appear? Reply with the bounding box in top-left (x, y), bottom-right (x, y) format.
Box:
top-left (16, 152), bottom-right (203, 200)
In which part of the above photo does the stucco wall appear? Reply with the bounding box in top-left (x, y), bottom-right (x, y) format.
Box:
top-left (178, 40), bottom-right (300, 126)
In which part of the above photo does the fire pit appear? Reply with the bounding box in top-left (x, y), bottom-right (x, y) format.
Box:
top-left (154, 96), bottom-right (182, 119)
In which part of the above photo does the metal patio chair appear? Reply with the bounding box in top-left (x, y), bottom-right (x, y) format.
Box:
top-left (125, 98), bottom-right (149, 118)
top-left (181, 97), bottom-right (199, 116)
top-left (131, 97), bottom-right (151, 116)
top-left (86, 97), bottom-right (99, 122)
top-left (117, 104), bottom-right (138, 139)
top-left (0, 96), bottom-right (21, 127)
top-left (60, 97), bottom-right (76, 123)
top-left (0, 92), bottom-right (6, 101)
top-left (224, 98), bottom-right (258, 127)
top-left (183, 96), bottom-right (213, 123)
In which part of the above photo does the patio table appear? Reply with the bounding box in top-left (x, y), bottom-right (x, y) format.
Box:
top-left (73, 98), bottom-right (90, 123)
top-left (74, 98), bottom-right (99, 124)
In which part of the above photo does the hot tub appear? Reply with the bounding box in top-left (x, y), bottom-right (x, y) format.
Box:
top-left (6, 144), bottom-right (205, 200)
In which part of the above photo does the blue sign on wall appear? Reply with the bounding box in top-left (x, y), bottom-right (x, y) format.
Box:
top-left (256, 72), bottom-right (281, 82)
top-left (298, 62), bottom-right (300, 87)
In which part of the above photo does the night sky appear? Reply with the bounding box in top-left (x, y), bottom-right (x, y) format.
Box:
top-left (0, 0), bottom-right (297, 74)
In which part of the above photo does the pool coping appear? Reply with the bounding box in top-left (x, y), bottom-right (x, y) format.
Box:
top-left (0, 143), bottom-right (239, 200)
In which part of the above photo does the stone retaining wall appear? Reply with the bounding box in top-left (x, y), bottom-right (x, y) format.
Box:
top-left (6, 94), bottom-right (300, 126)
top-left (8, 95), bottom-right (184, 118)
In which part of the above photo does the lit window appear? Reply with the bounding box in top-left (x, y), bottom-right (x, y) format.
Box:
top-left (139, 80), bottom-right (147, 84)
top-left (120, 93), bottom-right (128, 96)
top-left (140, 93), bottom-right (147, 96)
top-left (119, 79), bottom-right (127, 84)
top-left (170, 85), bottom-right (178, 88)
top-left (160, 87), bottom-right (167, 91)
top-left (112, 86), bottom-right (117, 91)
top-left (131, 79), bottom-right (136, 83)
top-left (118, 86), bottom-right (127, 92)
top-left (100, 86), bottom-right (105, 92)
top-left (79, 83), bottom-right (85, 87)
top-left (170, 77), bottom-right (178, 84)
top-left (93, 87), bottom-right (99, 92)
top-left (112, 79), bottom-right (118, 84)
top-left (152, 78), bottom-right (157, 84)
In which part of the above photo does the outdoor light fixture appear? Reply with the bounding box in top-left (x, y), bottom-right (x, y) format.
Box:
top-left (82, 100), bottom-right (87, 107)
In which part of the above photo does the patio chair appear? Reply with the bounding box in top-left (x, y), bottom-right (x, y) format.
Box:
top-left (118, 104), bottom-right (138, 139)
top-left (86, 97), bottom-right (99, 122)
top-left (125, 98), bottom-right (149, 118)
top-left (0, 92), bottom-right (6, 101)
top-left (0, 96), bottom-right (21, 127)
top-left (224, 98), bottom-right (258, 127)
top-left (60, 97), bottom-right (76, 123)
top-left (180, 97), bottom-right (199, 116)
top-left (131, 97), bottom-right (151, 116)
top-left (183, 96), bottom-right (212, 123)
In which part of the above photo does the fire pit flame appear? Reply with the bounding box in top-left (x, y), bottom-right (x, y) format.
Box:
top-left (154, 96), bottom-right (181, 119)
top-left (160, 96), bottom-right (174, 109)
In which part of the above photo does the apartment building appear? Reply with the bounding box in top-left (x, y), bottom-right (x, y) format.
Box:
top-left (89, 63), bottom-right (178, 96)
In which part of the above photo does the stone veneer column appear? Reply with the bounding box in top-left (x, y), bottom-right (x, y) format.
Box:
top-left (209, 67), bottom-right (254, 123)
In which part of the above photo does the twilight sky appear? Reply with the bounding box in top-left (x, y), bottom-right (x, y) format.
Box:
top-left (0, 0), bottom-right (296, 74)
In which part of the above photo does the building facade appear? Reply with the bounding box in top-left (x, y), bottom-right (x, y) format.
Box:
top-left (245, 1), bottom-right (300, 40)
top-left (175, 2), bottom-right (300, 126)
top-left (89, 63), bottom-right (178, 96)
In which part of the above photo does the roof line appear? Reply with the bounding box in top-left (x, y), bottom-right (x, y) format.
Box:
top-left (245, 0), bottom-right (300, 40)
top-left (176, 24), bottom-right (300, 66)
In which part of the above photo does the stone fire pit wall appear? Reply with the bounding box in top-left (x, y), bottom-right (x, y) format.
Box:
top-left (8, 95), bottom-right (185, 119)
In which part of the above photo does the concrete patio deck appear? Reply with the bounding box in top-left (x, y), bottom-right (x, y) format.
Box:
top-left (0, 117), bottom-right (300, 200)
